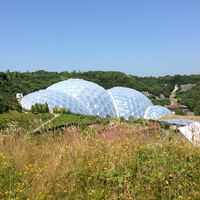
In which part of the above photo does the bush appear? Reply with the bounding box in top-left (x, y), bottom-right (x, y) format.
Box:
top-left (52, 107), bottom-right (70, 114)
top-left (0, 98), bottom-right (9, 114)
top-left (152, 99), bottom-right (170, 106)
top-left (31, 103), bottom-right (49, 114)
top-left (178, 82), bottom-right (200, 112)
top-left (194, 103), bottom-right (200, 116)
top-left (171, 108), bottom-right (185, 116)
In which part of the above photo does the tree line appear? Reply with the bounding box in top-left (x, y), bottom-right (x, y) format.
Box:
top-left (0, 70), bottom-right (200, 114)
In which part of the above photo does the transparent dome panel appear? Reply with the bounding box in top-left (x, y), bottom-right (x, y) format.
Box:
top-left (144, 105), bottom-right (173, 120)
top-left (108, 87), bottom-right (153, 119)
top-left (20, 90), bottom-right (91, 115)
top-left (47, 79), bottom-right (117, 117)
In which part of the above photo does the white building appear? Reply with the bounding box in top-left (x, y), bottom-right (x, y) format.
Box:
top-left (16, 93), bottom-right (23, 103)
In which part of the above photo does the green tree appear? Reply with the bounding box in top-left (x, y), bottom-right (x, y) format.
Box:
top-left (44, 103), bottom-right (49, 113)
top-left (31, 105), bottom-right (35, 113)
top-left (0, 98), bottom-right (9, 114)
top-left (194, 102), bottom-right (200, 116)
top-left (34, 103), bottom-right (39, 113)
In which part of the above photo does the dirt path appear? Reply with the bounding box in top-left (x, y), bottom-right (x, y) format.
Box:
top-left (32, 114), bottom-right (60, 133)
top-left (170, 85), bottom-right (179, 105)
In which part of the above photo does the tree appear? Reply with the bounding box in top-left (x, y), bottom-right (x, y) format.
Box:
top-left (44, 103), bottom-right (49, 113)
top-left (31, 103), bottom-right (49, 113)
top-left (0, 98), bottom-right (9, 114)
top-left (34, 103), bottom-right (39, 113)
top-left (194, 102), bottom-right (200, 116)
top-left (31, 105), bottom-right (35, 113)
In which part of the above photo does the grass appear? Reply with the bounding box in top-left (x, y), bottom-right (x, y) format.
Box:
top-left (0, 121), bottom-right (199, 199)
top-left (0, 111), bottom-right (54, 130)
top-left (44, 113), bottom-right (110, 128)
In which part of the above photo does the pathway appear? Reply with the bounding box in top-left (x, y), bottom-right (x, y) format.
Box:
top-left (32, 113), bottom-right (60, 133)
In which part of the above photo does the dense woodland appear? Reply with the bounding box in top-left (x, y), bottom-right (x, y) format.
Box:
top-left (0, 70), bottom-right (200, 114)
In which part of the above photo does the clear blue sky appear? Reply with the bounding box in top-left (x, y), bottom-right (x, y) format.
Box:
top-left (0, 0), bottom-right (200, 76)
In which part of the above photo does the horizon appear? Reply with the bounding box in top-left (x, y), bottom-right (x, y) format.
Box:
top-left (1, 0), bottom-right (200, 76)
top-left (1, 69), bottom-right (200, 78)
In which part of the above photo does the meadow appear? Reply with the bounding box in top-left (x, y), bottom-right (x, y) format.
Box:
top-left (0, 111), bottom-right (53, 130)
top-left (44, 113), bottom-right (110, 129)
top-left (0, 119), bottom-right (199, 200)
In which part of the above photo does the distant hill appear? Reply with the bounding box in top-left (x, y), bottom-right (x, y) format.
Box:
top-left (0, 70), bottom-right (200, 114)
top-left (177, 82), bottom-right (200, 115)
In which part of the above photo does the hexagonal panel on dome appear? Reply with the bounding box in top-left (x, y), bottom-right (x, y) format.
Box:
top-left (107, 87), bottom-right (153, 119)
top-left (20, 89), bottom-right (91, 115)
top-left (144, 105), bottom-right (173, 120)
top-left (47, 79), bottom-right (117, 117)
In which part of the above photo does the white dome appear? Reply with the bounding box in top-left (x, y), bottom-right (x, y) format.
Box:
top-left (144, 105), bottom-right (173, 120)
top-left (107, 87), bottom-right (153, 119)
top-left (47, 79), bottom-right (117, 117)
top-left (21, 89), bottom-right (91, 115)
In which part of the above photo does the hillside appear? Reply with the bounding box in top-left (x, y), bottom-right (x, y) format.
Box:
top-left (0, 111), bottom-right (53, 130)
top-left (0, 119), bottom-right (200, 199)
top-left (1, 71), bottom-right (200, 199)
top-left (177, 82), bottom-right (200, 115)
top-left (1, 70), bottom-right (200, 114)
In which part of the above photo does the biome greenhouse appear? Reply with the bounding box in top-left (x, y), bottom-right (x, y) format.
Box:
top-left (21, 79), bottom-right (173, 119)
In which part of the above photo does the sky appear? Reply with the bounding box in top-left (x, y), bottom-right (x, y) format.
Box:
top-left (0, 0), bottom-right (200, 76)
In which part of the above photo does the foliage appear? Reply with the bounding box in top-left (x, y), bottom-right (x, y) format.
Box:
top-left (0, 111), bottom-right (53, 130)
top-left (194, 103), bottom-right (200, 116)
top-left (1, 70), bottom-right (200, 113)
top-left (0, 123), bottom-right (199, 199)
top-left (0, 98), bottom-right (9, 114)
top-left (152, 98), bottom-right (170, 106)
top-left (178, 82), bottom-right (200, 115)
top-left (31, 103), bottom-right (49, 114)
top-left (52, 107), bottom-right (70, 114)
top-left (170, 108), bottom-right (185, 116)
top-left (45, 113), bottom-right (110, 129)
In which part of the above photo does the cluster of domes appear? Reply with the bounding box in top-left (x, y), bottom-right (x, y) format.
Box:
top-left (20, 79), bottom-right (173, 119)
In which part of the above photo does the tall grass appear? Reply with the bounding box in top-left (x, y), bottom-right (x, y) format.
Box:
top-left (0, 111), bottom-right (53, 130)
top-left (0, 122), bottom-right (200, 199)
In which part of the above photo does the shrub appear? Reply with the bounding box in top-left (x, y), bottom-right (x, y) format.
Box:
top-left (171, 108), bottom-right (185, 116)
top-left (152, 99), bottom-right (170, 106)
top-left (0, 98), bottom-right (9, 114)
top-left (31, 103), bottom-right (49, 114)
top-left (52, 107), bottom-right (70, 114)
top-left (194, 103), bottom-right (200, 116)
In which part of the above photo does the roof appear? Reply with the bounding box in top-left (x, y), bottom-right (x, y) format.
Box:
top-left (178, 122), bottom-right (200, 145)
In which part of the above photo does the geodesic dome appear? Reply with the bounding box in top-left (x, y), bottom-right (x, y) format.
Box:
top-left (47, 79), bottom-right (117, 117)
top-left (20, 79), bottom-right (159, 119)
top-left (107, 87), bottom-right (153, 119)
top-left (21, 89), bottom-right (91, 115)
top-left (144, 105), bottom-right (173, 120)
